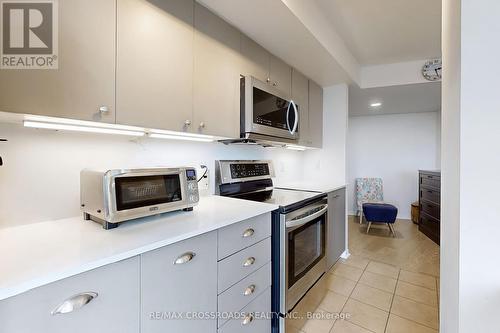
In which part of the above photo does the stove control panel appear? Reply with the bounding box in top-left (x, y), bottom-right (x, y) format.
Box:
top-left (230, 163), bottom-right (270, 179)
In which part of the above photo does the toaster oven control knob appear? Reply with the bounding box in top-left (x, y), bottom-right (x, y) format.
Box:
top-left (188, 182), bottom-right (197, 191)
top-left (189, 194), bottom-right (199, 202)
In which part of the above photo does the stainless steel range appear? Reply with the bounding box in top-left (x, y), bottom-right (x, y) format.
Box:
top-left (215, 160), bottom-right (327, 333)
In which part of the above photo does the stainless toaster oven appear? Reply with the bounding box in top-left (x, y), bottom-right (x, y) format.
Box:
top-left (80, 167), bottom-right (199, 229)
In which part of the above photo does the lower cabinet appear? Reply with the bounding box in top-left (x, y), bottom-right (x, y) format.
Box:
top-left (141, 230), bottom-right (218, 333)
top-left (327, 188), bottom-right (346, 269)
top-left (0, 257), bottom-right (140, 333)
top-left (0, 219), bottom-right (273, 333)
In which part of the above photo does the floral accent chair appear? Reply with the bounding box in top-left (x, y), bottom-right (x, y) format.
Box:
top-left (355, 178), bottom-right (384, 224)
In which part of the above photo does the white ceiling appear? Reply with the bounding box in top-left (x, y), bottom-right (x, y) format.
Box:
top-left (315, 0), bottom-right (442, 65)
top-left (349, 82), bottom-right (441, 116)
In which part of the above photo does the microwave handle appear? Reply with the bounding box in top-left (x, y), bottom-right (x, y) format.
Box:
top-left (286, 102), bottom-right (292, 134)
top-left (290, 100), bottom-right (299, 135)
top-left (285, 204), bottom-right (328, 229)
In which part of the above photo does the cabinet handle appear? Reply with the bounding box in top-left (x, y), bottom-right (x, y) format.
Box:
top-left (184, 120), bottom-right (192, 126)
top-left (242, 228), bottom-right (255, 238)
top-left (272, 82), bottom-right (278, 86)
top-left (243, 257), bottom-right (256, 267)
top-left (51, 292), bottom-right (98, 315)
top-left (242, 313), bottom-right (254, 325)
top-left (174, 252), bottom-right (196, 265)
top-left (199, 122), bottom-right (205, 129)
top-left (332, 194), bottom-right (340, 199)
top-left (98, 106), bottom-right (109, 114)
top-left (266, 77), bottom-right (271, 83)
top-left (244, 284), bottom-right (256, 296)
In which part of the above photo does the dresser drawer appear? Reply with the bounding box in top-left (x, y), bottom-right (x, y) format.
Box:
top-left (218, 213), bottom-right (271, 260)
top-left (420, 187), bottom-right (440, 204)
top-left (420, 173), bottom-right (440, 189)
top-left (420, 200), bottom-right (440, 220)
top-left (419, 212), bottom-right (440, 244)
top-left (218, 262), bottom-right (271, 327)
top-left (218, 237), bottom-right (271, 293)
top-left (218, 287), bottom-right (271, 333)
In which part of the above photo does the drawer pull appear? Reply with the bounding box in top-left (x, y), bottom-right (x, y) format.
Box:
top-left (174, 252), bottom-right (196, 265)
top-left (51, 292), bottom-right (98, 315)
top-left (243, 257), bottom-right (256, 267)
top-left (242, 313), bottom-right (254, 325)
top-left (244, 284), bottom-right (256, 296)
top-left (242, 228), bottom-right (255, 238)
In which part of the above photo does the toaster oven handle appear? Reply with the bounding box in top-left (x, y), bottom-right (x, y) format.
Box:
top-left (286, 102), bottom-right (292, 134)
top-left (285, 204), bottom-right (328, 229)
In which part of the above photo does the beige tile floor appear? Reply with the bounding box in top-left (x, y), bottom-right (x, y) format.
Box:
top-left (288, 217), bottom-right (440, 333)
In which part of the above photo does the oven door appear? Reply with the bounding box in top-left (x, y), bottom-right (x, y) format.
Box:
top-left (283, 201), bottom-right (327, 312)
top-left (242, 76), bottom-right (299, 140)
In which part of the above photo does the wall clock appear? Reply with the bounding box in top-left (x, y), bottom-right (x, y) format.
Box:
top-left (422, 59), bottom-right (442, 81)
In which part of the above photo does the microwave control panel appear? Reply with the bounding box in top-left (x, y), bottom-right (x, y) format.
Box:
top-left (186, 168), bottom-right (199, 204)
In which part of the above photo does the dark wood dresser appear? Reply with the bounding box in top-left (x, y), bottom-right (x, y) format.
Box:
top-left (419, 170), bottom-right (441, 244)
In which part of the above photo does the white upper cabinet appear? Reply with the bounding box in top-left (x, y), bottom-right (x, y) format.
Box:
top-left (308, 80), bottom-right (323, 148)
top-left (292, 69), bottom-right (310, 146)
top-left (116, 0), bottom-right (194, 132)
top-left (0, 0), bottom-right (116, 123)
top-left (240, 35), bottom-right (270, 83)
top-left (193, 4), bottom-right (241, 138)
top-left (269, 55), bottom-right (292, 96)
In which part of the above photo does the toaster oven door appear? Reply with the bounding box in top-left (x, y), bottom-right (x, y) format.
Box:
top-left (105, 169), bottom-right (188, 222)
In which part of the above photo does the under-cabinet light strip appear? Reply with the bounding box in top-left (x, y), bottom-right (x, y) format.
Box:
top-left (23, 119), bottom-right (216, 142)
top-left (23, 121), bottom-right (145, 137)
top-left (148, 133), bottom-right (214, 142)
top-left (285, 145), bottom-right (307, 151)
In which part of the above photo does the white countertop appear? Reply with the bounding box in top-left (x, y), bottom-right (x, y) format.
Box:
top-left (0, 196), bottom-right (278, 301)
top-left (275, 180), bottom-right (347, 193)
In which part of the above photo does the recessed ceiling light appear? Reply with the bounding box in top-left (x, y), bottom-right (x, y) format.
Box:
top-left (370, 102), bottom-right (382, 108)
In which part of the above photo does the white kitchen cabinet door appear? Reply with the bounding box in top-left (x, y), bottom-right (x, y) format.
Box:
top-left (292, 69), bottom-right (310, 146)
top-left (269, 55), bottom-right (292, 96)
top-left (141, 231), bottom-right (218, 333)
top-left (327, 188), bottom-right (347, 269)
top-left (240, 35), bottom-right (270, 83)
top-left (308, 80), bottom-right (324, 148)
top-left (0, 0), bottom-right (116, 123)
top-left (193, 4), bottom-right (241, 138)
top-left (0, 257), bottom-right (140, 333)
top-left (116, 0), bottom-right (194, 132)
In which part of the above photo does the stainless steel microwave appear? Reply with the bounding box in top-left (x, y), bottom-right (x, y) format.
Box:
top-left (80, 167), bottom-right (199, 229)
top-left (240, 76), bottom-right (299, 142)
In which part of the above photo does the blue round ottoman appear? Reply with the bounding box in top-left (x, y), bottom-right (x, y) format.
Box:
top-left (362, 203), bottom-right (398, 237)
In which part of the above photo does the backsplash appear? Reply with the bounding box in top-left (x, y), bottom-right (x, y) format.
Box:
top-left (0, 123), bottom-right (304, 227)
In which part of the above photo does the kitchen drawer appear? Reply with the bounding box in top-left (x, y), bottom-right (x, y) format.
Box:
top-left (218, 237), bottom-right (271, 293)
top-left (218, 262), bottom-right (271, 327)
top-left (0, 257), bottom-right (140, 333)
top-left (218, 213), bottom-right (271, 260)
top-left (420, 174), bottom-right (440, 189)
top-left (218, 287), bottom-right (271, 333)
top-left (420, 187), bottom-right (440, 204)
top-left (420, 200), bottom-right (440, 220)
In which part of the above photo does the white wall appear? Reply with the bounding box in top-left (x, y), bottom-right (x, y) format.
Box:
top-left (441, 1), bottom-right (500, 332)
top-left (347, 112), bottom-right (440, 219)
top-left (0, 123), bottom-right (304, 228)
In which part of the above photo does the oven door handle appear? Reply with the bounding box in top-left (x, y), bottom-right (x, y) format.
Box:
top-left (285, 204), bottom-right (328, 229)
